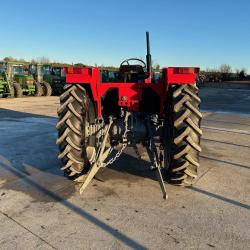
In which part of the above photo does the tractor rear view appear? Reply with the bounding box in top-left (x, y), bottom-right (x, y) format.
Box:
top-left (56, 32), bottom-right (202, 199)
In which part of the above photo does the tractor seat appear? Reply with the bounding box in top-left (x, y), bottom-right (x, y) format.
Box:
top-left (119, 65), bottom-right (147, 83)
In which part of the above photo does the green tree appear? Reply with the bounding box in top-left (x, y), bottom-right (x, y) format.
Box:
top-left (236, 68), bottom-right (247, 80)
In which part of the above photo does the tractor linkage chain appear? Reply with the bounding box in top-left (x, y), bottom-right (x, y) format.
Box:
top-left (79, 112), bottom-right (168, 200)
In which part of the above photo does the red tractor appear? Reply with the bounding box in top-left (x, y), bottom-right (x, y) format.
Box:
top-left (56, 32), bottom-right (202, 199)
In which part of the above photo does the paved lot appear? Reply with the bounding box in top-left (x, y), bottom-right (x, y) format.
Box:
top-left (0, 88), bottom-right (249, 249)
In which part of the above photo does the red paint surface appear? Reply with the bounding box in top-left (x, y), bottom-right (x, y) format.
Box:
top-left (64, 66), bottom-right (199, 117)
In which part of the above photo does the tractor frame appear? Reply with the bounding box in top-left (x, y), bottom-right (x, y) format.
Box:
top-left (57, 32), bottom-right (202, 199)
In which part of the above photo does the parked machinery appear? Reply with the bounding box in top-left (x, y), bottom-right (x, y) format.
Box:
top-left (0, 62), bottom-right (14, 98)
top-left (42, 64), bottom-right (67, 95)
top-left (6, 61), bottom-right (43, 97)
top-left (29, 63), bottom-right (52, 96)
top-left (56, 33), bottom-right (202, 199)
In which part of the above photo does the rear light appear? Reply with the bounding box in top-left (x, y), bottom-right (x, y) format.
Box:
top-left (173, 68), bottom-right (199, 74)
top-left (66, 67), bottom-right (84, 74)
top-left (67, 67), bottom-right (74, 74)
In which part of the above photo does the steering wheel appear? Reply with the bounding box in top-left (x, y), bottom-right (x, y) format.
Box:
top-left (120, 58), bottom-right (147, 71)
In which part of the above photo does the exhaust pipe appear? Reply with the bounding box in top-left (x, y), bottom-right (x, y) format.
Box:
top-left (146, 31), bottom-right (152, 76)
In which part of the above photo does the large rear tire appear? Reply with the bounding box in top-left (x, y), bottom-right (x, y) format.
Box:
top-left (56, 84), bottom-right (96, 179)
top-left (13, 82), bottom-right (23, 98)
top-left (41, 81), bottom-right (52, 96)
top-left (34, 82), bottom-right (43, 97)
top-left (165, 84), bottom-right (202, 185)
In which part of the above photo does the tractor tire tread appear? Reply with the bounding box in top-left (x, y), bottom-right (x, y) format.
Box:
top-left (12, 82), bottom-right (23, 98)
top-left (34, 82), bottom-right (43, 97)
top-left (166, 84), bottom-right (202, 185)
top-left (41, 81), bottom-right (52, 96)
top-left (57, 84), bottom-right (91, 177)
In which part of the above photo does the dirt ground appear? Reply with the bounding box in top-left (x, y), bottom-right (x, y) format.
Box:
top-left (0, 88), bottom-right (250, 249)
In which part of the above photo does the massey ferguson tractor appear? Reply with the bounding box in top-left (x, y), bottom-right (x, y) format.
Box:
top-left (56, 32), bottom-right (202, 199)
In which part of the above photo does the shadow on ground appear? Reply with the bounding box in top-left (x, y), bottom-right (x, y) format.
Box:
top-left (1, 108), bottom-right (249, 240)
top-left (0, 108), bottom-right (148, 249)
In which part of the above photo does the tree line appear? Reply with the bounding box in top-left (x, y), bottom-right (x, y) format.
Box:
top-left (2, 56), bottom-right (63, 65)
top-left (201, 64), bottom-right (249, 82)
top-left (2, 57), bottom-right (248, 81)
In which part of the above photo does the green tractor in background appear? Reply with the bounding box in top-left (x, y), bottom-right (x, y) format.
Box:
top-left (7, 61), bottom-right (43, 97)
top-left (42, 63), bottom-right (67, 95)
top-left (29, 63), bottom-right (52, 96)
top-left (0, 62), bottom-right (15, 98)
